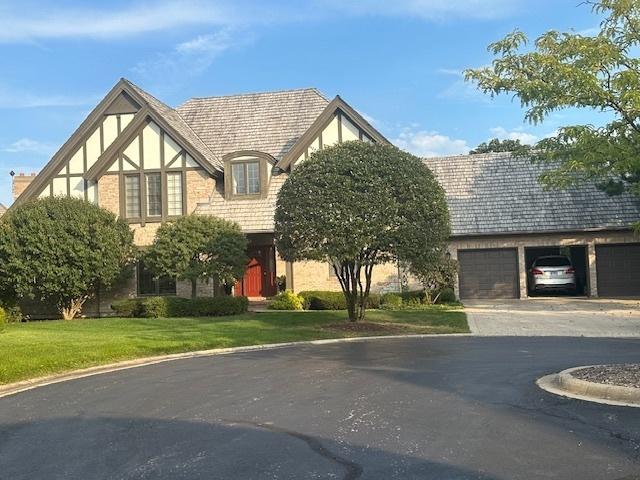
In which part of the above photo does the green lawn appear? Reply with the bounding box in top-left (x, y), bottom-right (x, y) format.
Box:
top-left (0, 308), bottom-right (468, 385)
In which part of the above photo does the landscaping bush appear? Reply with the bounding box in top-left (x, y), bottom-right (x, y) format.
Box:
top-left (268, 290), bottom-right (304, 310)
top-left (380, 293), bottom-right (403, 309)
top-left (0, 303), bottom-right (23, 323)
top-left (400, 290), bottom-right (428, 305)
top-left (435, 287), bottom-right (458, 305)
top-left (0, 306), bottom-right (5, 332)
top-left (111, 299), bottom-right (142, 318)
top-left (299, 291), bottom-right (381, 310)
top-left (111, 296), bottom-right (249, 318)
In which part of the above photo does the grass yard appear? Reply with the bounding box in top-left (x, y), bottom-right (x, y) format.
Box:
top-left (0, 307), bottom-right (468, 385)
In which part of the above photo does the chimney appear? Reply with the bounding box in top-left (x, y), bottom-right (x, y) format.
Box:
top-left (12, 172), bottom-right (38, 201)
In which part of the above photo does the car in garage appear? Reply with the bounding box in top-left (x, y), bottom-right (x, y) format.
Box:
top-left (529, 255), bottom-right (577, 294)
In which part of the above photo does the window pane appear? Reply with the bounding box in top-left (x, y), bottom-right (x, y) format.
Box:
top-left (137, 261), bottom-right (156, 295)
top-left (167, 172), bottom-right (183, 216)
top-left (146, 173), bottom-right (162, 216)
top-left (232, 163), bottom-right (246, 194)
top-left (125, 175), bottom-right (141, 218)
top-left (247, 162), bottom-right (260, 194)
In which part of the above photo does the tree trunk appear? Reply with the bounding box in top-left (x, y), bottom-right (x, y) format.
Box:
top-left (60, 297), bottom-right (87, 320)
top-left (191, 279), bottom-right (197, 299)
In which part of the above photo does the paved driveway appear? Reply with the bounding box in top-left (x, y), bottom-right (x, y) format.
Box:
top-left (465, 298), bottom-right (640, 337)
top-left (1, 337), bottom-right (640, 479)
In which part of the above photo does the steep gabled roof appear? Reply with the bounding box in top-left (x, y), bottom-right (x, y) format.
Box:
top-left (424, 152), bottom-right (640, 237)
top-left (177, 88), bottom-right (330, 161)
top-left (123, 79), bottom-right (221, 171)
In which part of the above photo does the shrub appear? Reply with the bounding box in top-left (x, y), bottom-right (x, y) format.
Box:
top-left (0, 303), bottom-right (23, 323)
top-left (269, 290), bottom-right (304, 310)
top-left (299, 291), bottom-right (381, 310)
top-left (399, 290), bottom-right (428, 305)
top-left (435, 287), bottom-right (458, 305)
top-left (380, 293), bottom-right (403, 309)
top-left (0, 306), bottom-right (5, 332)
top-left (111, 299), bottom-right (141, 317)
top-left (111, 296), bottom-right (249, 318)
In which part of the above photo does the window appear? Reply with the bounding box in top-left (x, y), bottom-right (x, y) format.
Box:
top-left (232, 161), bottom-right (260, 195)
top-left (125, 175), bottom-right (141, 218)
top-left (167, 172), bottom-right (183, 216)
top-left (137, 261), bottom-right (176, 296)
top-left (146, 173), bottom-right (162, 217)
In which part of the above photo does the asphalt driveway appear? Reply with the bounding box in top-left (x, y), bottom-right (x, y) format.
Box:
top-left (465, 298), bottom-right (640, 337)
top-left (1, 336), bottom-right (639, 479)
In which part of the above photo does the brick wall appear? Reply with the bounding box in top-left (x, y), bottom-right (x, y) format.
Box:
top-left (97, 174), bottom-right (119, 215)
top-left (12, 173), bottom-right (37, 201)
top-left (186, 169), bottom-right (215, 213)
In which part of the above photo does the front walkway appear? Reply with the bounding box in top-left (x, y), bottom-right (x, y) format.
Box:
top-left (465, 298), bottom-right (640, 337)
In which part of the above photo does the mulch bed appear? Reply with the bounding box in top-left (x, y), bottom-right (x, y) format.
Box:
top-left (322, 322), bottom-right (407, 333)
top-left (571, 364), bottom-right (640, 389)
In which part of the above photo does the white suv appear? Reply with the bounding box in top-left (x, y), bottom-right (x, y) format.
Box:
top-left (529, 255), bottom-right (576, 294)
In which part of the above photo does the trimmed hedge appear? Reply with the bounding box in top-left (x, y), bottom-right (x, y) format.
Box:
top-left (268, 290), bottom-right (304, 310)
top-left (111, 296), bottom-right (249, 318)
top-left (0, 303), bottom-right (23, 323)
top-left (299, 291), bottom-right (381, 310)
top-left (380, 293), bottom-right (403, 309)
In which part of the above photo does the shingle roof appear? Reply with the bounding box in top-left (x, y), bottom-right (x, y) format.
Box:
top-left (424, 152), bottom-right (640, 237)
top-left (123, 79), bottom-right (222, 170)
top-left (194, 174), bottom-right (287, 232)
top-left (177, 88), bottom-right (330, 160)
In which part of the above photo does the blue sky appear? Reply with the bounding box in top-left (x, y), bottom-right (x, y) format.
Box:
top-left (0, 0), bottom-right (605, 206)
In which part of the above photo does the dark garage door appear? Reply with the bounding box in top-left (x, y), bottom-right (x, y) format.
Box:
top-left (458, 248), bottom-right (519, 299)
top-left (596, 244), bottom-right (640, 297)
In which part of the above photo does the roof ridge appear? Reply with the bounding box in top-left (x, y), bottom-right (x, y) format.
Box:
top-left (182, 87), bottom-right (328, 103)
top-left (423, 151), bottom-right (517, 162)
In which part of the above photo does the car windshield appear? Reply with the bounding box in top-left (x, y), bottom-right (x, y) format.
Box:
top-left (535, 256), bottom-right (571, 267)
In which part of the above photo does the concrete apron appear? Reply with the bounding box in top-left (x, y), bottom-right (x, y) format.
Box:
top-left (537, 365), bottom-right (640, 408)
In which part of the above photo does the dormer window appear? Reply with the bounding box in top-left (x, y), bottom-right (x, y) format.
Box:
top-left (223, 151), bottom-right (273, 200)
top-left (232, 161), bottom-right (260, 195)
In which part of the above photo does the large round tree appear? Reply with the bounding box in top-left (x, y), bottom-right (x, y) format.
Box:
top-left (144, 215), bottom-right (247, 298)
top-left (275, 141), bottom-right (450, 322)
top-left (0, 197), bottom-right (134, 319)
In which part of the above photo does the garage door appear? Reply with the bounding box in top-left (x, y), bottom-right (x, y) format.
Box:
top-left (596, 244), bottom-right (640, 297)
top-left (458, 248), bottom-right (519, 299)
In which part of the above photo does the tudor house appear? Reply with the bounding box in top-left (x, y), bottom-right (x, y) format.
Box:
top-left (10, 79), bottom-right (400, 315)
top-left (9, 79), bottom-right (640, 315)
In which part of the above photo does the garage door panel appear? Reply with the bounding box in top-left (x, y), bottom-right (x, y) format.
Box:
top-left (458, 249), bottom-right (519, 299)
top-left (596, 244), bottom-right (640, 297)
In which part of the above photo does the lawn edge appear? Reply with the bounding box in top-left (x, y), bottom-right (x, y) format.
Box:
top-left (0, 333), bottom-right (472, 399)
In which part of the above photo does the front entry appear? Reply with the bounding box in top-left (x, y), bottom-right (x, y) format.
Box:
top-left (235, 246), bottom-right (277, 297)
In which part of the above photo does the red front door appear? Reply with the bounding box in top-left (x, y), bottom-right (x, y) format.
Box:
top-left (235, 246), bottom-right (276, 297)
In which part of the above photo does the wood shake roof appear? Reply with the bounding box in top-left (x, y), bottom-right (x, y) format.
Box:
top-left (177, 88), bottom-right (330, 161)
top-left (424, 152), bottom-right (640, 237)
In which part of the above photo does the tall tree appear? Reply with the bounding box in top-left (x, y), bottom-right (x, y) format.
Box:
top-left (465, 0), bottom-right (640, 197)
top-left (145, 215), bottom-right (247, 299)
top-left (0, 197), bottom-right (134, 319)
top-left (275, 141), bottom-right (450, 322)
top-left (470, 138), bottom-right (531, 155)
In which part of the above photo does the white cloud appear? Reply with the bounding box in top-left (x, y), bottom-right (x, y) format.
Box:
top-left (0, 0), bottom-right (522, 43)
top-left (132, 28), bottom-right (249, 79)
top-left (3, 138), bottom-right (56, 156)
top-left (436, 68), bottom-right (463, 76)
top-left (0, 84), bottom-right (92, 109)
top-left (0, 1), bottom-right (242, 43)
top-left (394, 129), bottom-right (470, 157)
top-left (316, 0), bottom-right (521, 20)
top-left (489, 126), bottom-right (539, 144)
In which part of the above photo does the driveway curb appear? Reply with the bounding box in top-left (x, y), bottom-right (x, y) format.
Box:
top-left (0, 333), bottom-right (471, 400)
top-left (537, 365), bottom-right (640, 408)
